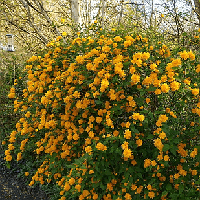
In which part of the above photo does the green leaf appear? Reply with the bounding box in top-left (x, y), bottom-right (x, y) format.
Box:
top-left (6, 162), bottom-right (10, 169)
top-left (161, 191), bottom-right (168, 197)
top-left (163, 144), bottom-right (170, 151)
top-left (137, 173), bottom-right (143, 178)
top-left (179, 184), bottom-right (184, 193)
top-left (123, 61), bottom-right (130, 67)
top-left (170, 146), bottom-right (177, 156)
top-left (147, 134), bottom-right (154, 139)
top-left (166, 184), bottom-right (172, 191)
top-left (182, 32), bottom-right (187, 36)
top-left (95, 100), bottom-right (102, 104)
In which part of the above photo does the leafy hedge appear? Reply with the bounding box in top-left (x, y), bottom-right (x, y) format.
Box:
top-left (4, 26), bottom-right (200, 200)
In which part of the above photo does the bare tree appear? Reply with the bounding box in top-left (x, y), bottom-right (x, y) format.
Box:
top-left (192, 0), bottom-right (200, 27)
top-left (70, 0), bottom-right (81, 25)
top-left (0, 0), bottom-right (71, 50)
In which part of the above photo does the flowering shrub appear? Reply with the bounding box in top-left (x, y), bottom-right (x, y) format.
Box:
top-left (6, 27), bottom-right (200, 200)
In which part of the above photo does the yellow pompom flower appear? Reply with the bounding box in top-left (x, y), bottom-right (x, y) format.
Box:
top-left (144, 159), bottom-right (151, 168)
top-left (170, 81), bottom-right (180, 91)
top-left (171, 59), bottom-right (181, 67)
top-left (136, 139), bottom-right (142, 147)
top-left (148, 191), bottom-right (155, 199)
top-left (131, 74), bottom-right (140, 85)
top-left (85, 146), bottom-right (92, 154)
top-left (188, 50), bottom-right (195, 60)
top-left (123, 148), bottom-right (132, 159)
top-left (161, 83), bottom-right (170, 93)
top-left (191, 88), bottom-right (199, 96)
top-left (25, 172), bottom-right (29, 176)
top-left (124, 129), bottom-right (132, 139)
top-left (180, 50), bottom-right (189, 60)
top-left (114, 36), bottom-right (122, 42)
top-left (142, 52), bottom-right (150, 60)
top-left (61, 18), bottom-right (65, 23)
top-left (62, 32), bottom-right (67, 36)
top-left (154, 138), bottom-right (164, 151)
top-left (64, 182), bottom-right (71, 191)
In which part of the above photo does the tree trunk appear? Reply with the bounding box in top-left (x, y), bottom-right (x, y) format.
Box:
top-left (194, 0), bottom-right (200, 27)
top-left (101, 0), bottom-right (106, 29)
top-left (70, 0), bottom-right (81, 25)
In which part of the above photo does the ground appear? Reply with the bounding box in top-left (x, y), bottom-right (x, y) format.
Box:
top-left (0, 150), bottom-right (49, 200)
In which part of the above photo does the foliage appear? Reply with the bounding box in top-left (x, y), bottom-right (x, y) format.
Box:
top-left (4, 24), bottom-right (200, 200)
top-left (0, 52), bottom-right (27, 143)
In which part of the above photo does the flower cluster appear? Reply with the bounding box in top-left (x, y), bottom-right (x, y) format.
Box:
top-left (6, 27), bottom-right (200, 200)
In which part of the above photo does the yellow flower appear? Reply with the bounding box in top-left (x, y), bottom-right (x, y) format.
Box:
top-left (76, 55), bottom-right (84, 64)
top-left (190, 148), bottom-right (197, 158)
top-left (124, 193), bottom-right (132, 200)
top-left (102, 45), bottom-right (111, 52)
top-left (61, 18), bottom-right (65, 23)
top-left (196, 64), bottom-right (200, 73)
top-left (85, 146), bottom-right (92, 154)
top-left (142, 52), bottom-right (150, 60)
top-left (174, 173), bottom-right (180, 179)
top-left (188, 50), bottom-right (195, 60)
top-left (191, 170), bottom-right (197, 176)
top-left (164, 155), bottom-right (170, 161)
top-left (114, 36), bottom-right (122, 42)
top-left (148, 191), bottom-right (155, 199)
top-left (124, 40), bottom-right (132, 48)
top-left (184, 78), bottom-right (191, 85)
top-left (142, 76), bottom-right (152, 86)
top-left (96, 143), bottom-right (107, 151)
top-left (5, 155), bottom-right (12, 161)
top-left (69, 178), bottom-right (75, 185)
top-left (161, 14), bottom-right (164, 18)
top-left (146, 98), bottom-right (151, 104)
top-left (159, 114), bottom-right (168, 122)
top-left (138, 114), bottom-right (145, 121)
top-left (161, 83), bottom-right (170, 93)
top-left (171, 59), bottom-right (181, 67)
top-left (154, 138), bottom-right (164, 151)
top-left (136, 139), bottom-right (142, 147)
top-left (123, 148), bottom-right (132, 158)
top-left (82, 190), bottom-right (90, 197)
top-left (155, 89), bottom-right (161, 95)
top-left (170, 81), bottom-right (180, 91)
top-left (75, 184), bottom-right (81, 192)
top-left (17, 152), bottom-right (22, 161)
top-left (101, 79), bottom-right (109, 89)
top-left (89, 170), bottom-right (94, 174)
top-left (64, 182), bottom-right (71, 191)
top-left (144, 159), bottom-right (151, 168)
top-left (159, 131), bottom-right (166, 139)
top-left (107, 183), bottom-right (113, 191)
top-left (62, 32), bottom-right (67, 36)
top-left (131, 74), bottom-right (140, 85)
top-left (151, 160), bottom-right (157, 166)
top-left (93, 193), bottom-right (98, 200)
top-left (150, 63), bottom-right (157, 70)
top-left (180, 50), bottom-right (189, 60)
top-left (124, 129), bottom-right (132, 139)
top-left (25, 172), bottom-right (29, 176)
top-left (73, 133), bottom-right (79, 140)
top-left (191, 88), bottom-right (199, 96)
top-left (131, 184), bottom-right (137, 190)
